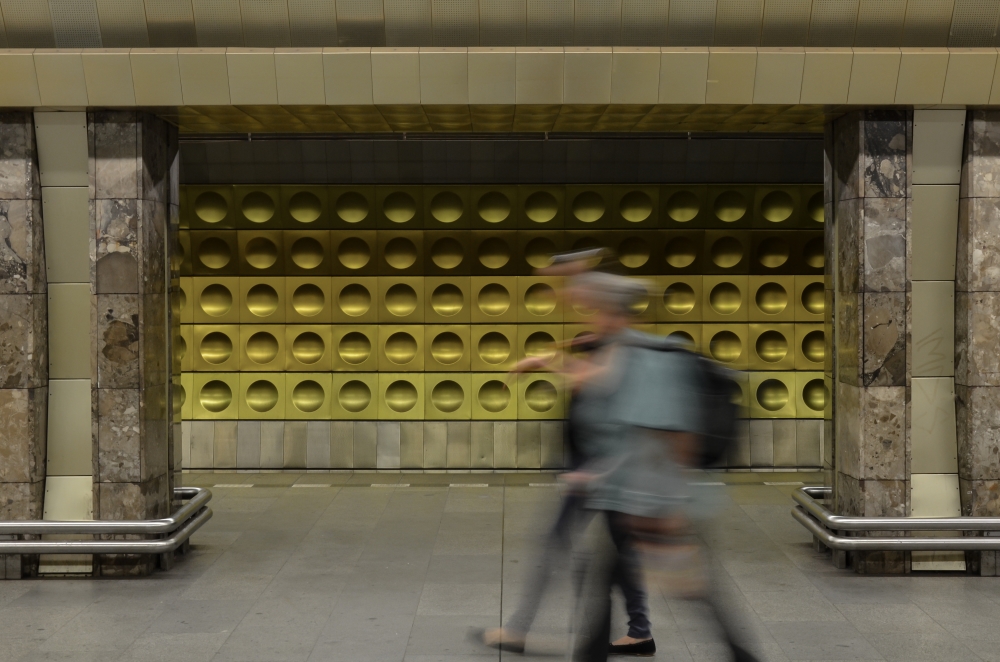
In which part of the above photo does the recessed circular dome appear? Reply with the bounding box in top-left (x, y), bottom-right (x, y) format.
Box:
top-left (478, 191), bottom-right (510, 223)
top-left (755, 330), bottom-right (788, 363)
top-left (478, 380), bottom-right (510, 413)
top-left (338, 283), bottom-right (371, 317)
top-left (572, 191), bottom-right (604, 223)
top-left (618, 237), bottom-right (650, 269)
top-left (807, 192), bottom-right (824, 223)
top-left (385, 283), bottom-right (417, 317)
top-left (802, 330), bottom-right (825, 363)
top-left (525, 237), bottom-right (556, 269)
top-left (524, 283), bottom-right (557, 316)
top-left (290, 236), bottom-right (324, 270)
top-left (709, 282), bottom-right (742, 315)
top-left (431, 380), bottom-right (464, 413)
top-left (292, 283), bottom-right (325, 317)
top-left (709, 331), bottom-right (742, 363)
top-left (477, 237), bottom-right (510, 269)
top-left (200, 331), bottom-right (232, 365)
top-left (757, 379), bottom-right (789, 412)
top-left (524, 191), bottom-right (558, 224)
top-left (803, 379), bottom-right (826, 411)
top-left (710, 237), bottom-right (743, 269)
top-left (431, 236), bottom-right (464, 270)
top-left (431, 331), bottom-right (463, 365)
top-left (241, 191), bottom-right (275, 224)
top-left (197, 237), bottom-right (231, 270)
top-left (478, 331), bottom-right (510, 365)
top-left (477, 283), bottom-right (510, 316)
top-left (525, 380), bottom-right (557, 412)
top-left (199, 283), bottom-right (232, 317)
top-left (801, 282), bottom-right (824, 315)
top-left (338, 331), bottom-right (371, 365)
top-left (714, 190), bottom-right (747, 223)
top-left (200, 380), bottom-right (231, 412)
top-left (385, 331), bottom-right (418, 365)
top-left (755, 282), bottom-right (788, 315)
top-left (664, 282), bottom-right (696, 315)
top-left (292, 380), bottom-right (325, 413)
top-left (246, 379), bottom-right (279, 412)
top-left (194, 191), bottom-right (228, 224)
top-left (524, 331), bottom-right (556, 362)
top-left (292, 331), bottom-right (325, 365)
top-left (666, 190), bottom-right (699, 223)
top-left (337, 236), bottom-right (370, 270)
top-left (383, 192), bottom-right (416, 224)
top-left (246, 331), bottom-right (279, 364)
top-left (339, 380), bottom-right (371, 412)
top-left (760, 190), bottom-right (794, 223)
top-left (620, 190), bottom-right (653, 223)
top-left (757, 237), bottom-right (790, 269)
top-left (384, 236), bottom-right (418, 270)
top-left (336, 192), bottom-right (369, 223)
top-left (385, 380), bottom-right (418, 412)
top-left (430, 191), bottom-right (464, 223)
top-left (245, 283), bottom-right (279, 318)
top-left (288, 191), bottom-right (322, 224)
top-left (430, 283), bottom-right (464, 317)
top-left (245, 236), bottom-right (277, 269)
top-left (803, 237), bottom-right (824, 269)
top-left (665, 236), bottom-right (697, 268)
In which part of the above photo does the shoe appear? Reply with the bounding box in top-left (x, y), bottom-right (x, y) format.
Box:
top-left (469, 627), bottom-right (526, 654)
top-left (608, 638), bottom-right (656, 657)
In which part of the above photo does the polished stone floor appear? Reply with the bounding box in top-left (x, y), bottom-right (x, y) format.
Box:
top-left (1, 471), bottom-right (999, 662)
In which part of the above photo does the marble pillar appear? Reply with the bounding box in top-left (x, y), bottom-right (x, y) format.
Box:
top-left (89, 112), bottom-right (178, 576)
top-left (829, 111), bottom-right (910, 574)
top-left (0, 114), bottom-right (45, 578)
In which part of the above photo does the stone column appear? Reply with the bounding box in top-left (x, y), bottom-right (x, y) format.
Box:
top-left (0, 114), bottom-right (46, 578)
top-left (89, 111), bottom-right (178, 576)
top-left (829, 110), bottom-right (910, 574)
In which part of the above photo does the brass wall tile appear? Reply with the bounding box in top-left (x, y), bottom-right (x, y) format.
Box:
top-left (237, 230), bottom-right (285, 276)
top-left (540, 421), bottom-right (565, 469)
top-left (471, 373), bottom-right (517, 420)
top-left (750, 371), bottom-right (798, 419)
top-left (190, 230), bottom-right (239, 276)
top-left (470, 231), bottom-right (518, 276)
top-left (609, 231), bottom-right (662, 276)
top-left (703, 230), bottom-right (750, 275)
top-left (749, 323), bottom-right (796, 371)
top-left (516, 230), bottom-right (567, 275)
top-left (732, 369), bottom-right (751, 417)
top-left (655, 275), bottom-right (704, 323)
top-left (801, 185), bottom-right (825, 229)
top-left (793, 230), bottom-right (825, 275)
top-left (564, 284), bottom-right (601, 324)
top-left (179, 187), bottom-right (190, 229)
top-left (192, 372), bottom-right (239, 419)
top-left (425, 325), bottom-right (471, 372)
top-left (331, 373), bottom-right (377, 419)
top-left (657, 324), bottom-right (703, 353)
top-left (661, 185), bottom-right (708, 229)
top-left (178, 276), bottom-right (193, 322)
top-left (177, 231), bottom-right (192, 275)
top-left (517, 421), bottom-right (541, 467)
top-left (180, 372), bottom-right (193, 420)
top-left (752, 186), bottom-right (801, 229)
top-left (749, 275), bottom-right (796, 322)
top-left (794, 275), bottom-right (825, 322)
top-left (281, 185), bottom-right (330, 230)
top-left (471, 186), bottom-right (518, 228)
top-left (377, 276), bottom-right (424, 323)
top-left (471, 421), bottom-right (494, 468)
top-left (613, 186), bottom-right (659, 228)
top-left (329, 185), bottom-right (376, 229)
top-left (238, 372), bottom-right (286, 419)
top-left (187, 186), bottom-right (234, 229)
top-left (286, 276), bottom-right (333, 324)
top-left (701, 323), bottom-right (750, 371)
top-left (795, 323), bottom-right (825, 371)
top-left (424, 186), bottom-right (471, 229)
top-left (624, 276), bottom-right (657, 323)
top-left (285, 325), bottom-right (333, 372)
top-left (234, 185), bottom-right (281, 229)
top-left (179, 324), bottom-right (193, 372)
top-left (238, 276), bottom-right (286, 324)
top-left (331, 324), bottom-right (378, 371)
top-left (285, 373), bottom-right (333, 420)
top-left (471, 276), bottom-right (518, 323)
top-left (377, 373), bottom-right (424, 420)
top-left (566, 185), bottom-right (614, 228)
top-left (424, 373), bottom-right (472, 420)
top-left (330, 230), bottom-right (377, 276)
top-left (377, 325), bottom-right (425, 372)
top-left (332, 276), bottom-right (378, 323)
top-left (193, 324), bottom-right (240, 372)
top-left (376, 186), bottom-right (424, 228)
top-left (564, 229), bottom-right (606, 256)
top-left (378, 230), bottom-right (424, 276)
top-left (517, 185), bottom-right (565, 229)
top-left (517, 275), bottom-right (564, 323)
top-left (750, 230), bottom-right (795, 276)
top-left (192, 277), bottom-right (240, 323)
top-left (706, 185), bottom-right (754, 228)
top-left (284, 230), bottom-right (333, 276)
top-left (702, 275), bottom-right (749, 322)
top-left (424, 231), bottom-right (472, 276)
top-left (471, 324), bottom-right (518, 371)
top-left (425, 276), bottom-right (471, 323)
top-left (239, 324), bottom-right (286, 371)
top-left (794, 372), bottom-right (825, 419)
top-left (563, 323), bottom-right (598, 352)
top-left (517, 324), bottom-right (564, 370)
top-left (518, 373), bottom-right (565, 420)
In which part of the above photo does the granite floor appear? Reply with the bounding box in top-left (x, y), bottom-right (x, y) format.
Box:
top-left (1, 471), bottom-right (998, 662)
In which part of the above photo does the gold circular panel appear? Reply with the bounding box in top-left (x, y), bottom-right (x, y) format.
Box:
top-left (195, 191), bottom-right (228, 224)
top-left (385, 380), bottom-right (418, 412)
top-left (383, 192), bottom-right (416, 224)
top-left (618, 237), bottom-right (649, 268)
top-left (246, 379), bottom-right (279, 412)
top-left (176, 384), bottom-right (186, 408)
top-left (246, 283), bottom-right (279, 317)
top-left (524, 191), bottom-right (558, 224)
top-left (709, 331), bottom-right (742, 363)
top-left (478, 332), bottom-right (511, 365)
top-left (337, 236), bottom-right (370, 270)
top-left (572, 191), bottom-right (605, 223)
top-left (755, 282), bottom-right (788, 315)
top-left (757, 237), bottom-right (790, 269)
top-left (385, 236), bottom-right (418, 270)
top-left (664, 282), bottom-right (696, 315)
top-left (176, 334), bottom-right (187, 360)
top-left (802, 330), bottom-right (825, 363)
top-left (710, 237), bottom-right (743, 269)
top-left (760, 190), bottom-right (794, 223)
top-left (290, 237), bottom-right (324, 270)
top-left (339, 331), bottom-right (371, 365)
top-left (477, 283), bottom-right (510, 316)
top-left (801, 283), bottom-right (824, 315)
top-left (338, 283), bottom-right (370, 317)
top-left (525, 380), bottom-right (557, 412)
top-left (178, 284), bottom-right (187, 310)
top-left (339, 380), bottom-right (371, 412)
top-left (478, 191), bottom-right (511, 223)
top-left (336, 192), bottom-right (369, 223)
top-left (197, 237), bottom-right (232, 270)
top-left (757, 379), bottom-right (789, 412)
top-left (431, 331), bottom-right (463, 365)
top-left (524, 283), bottom-right (557, 316)
top-left (199, 283), bottom-right (233, 317)
top-left (431, 237), bottom-right (464, 269)
top-left (803, 237), bottom-right (824, 268)
top-left (289, 191), bottom-right (322, 224)
top-left (714, 191), bottom-right (747, 223)
top-left (666, 191), bottom-right (699, 223)
top-left (292, 331), bottom-right (325, 365)
top-left (430, 283), bottom-right (464, 317)
top-left (477, 237), bottom-right (511, 269)
top-left (242, 191), bottom-right (276, 224)
top-left (755, 330), bottom-right (788, 363)
top-left (803, 379), bottom-right (826, 411)
top-left (385, 331), bottom-right (418, 365)
top-left (431, 191), bottom-right (464, 223)
top-left (292, 380), bottom-right (325, 413)
top-left (200, 380), bottom-right (232, 412)
top-left (668, 330), bottom-right (695, 345)
top-left (709, 282), bottom-right (742, 315)
top-left (524, 331), bottom-right (556, 362)
top-left (385, 283), bottom-right (417, 317)
top-left (431, 380), bottom-right (464, 413)
top-left (478, 380), bottom-right (510, 413)
top-left (620, 191), bottom-right (653, 223)
top-left (525, 237), bottom-right (556, 269)
top-left (665, 236), bottom-right (697, 268)
top-left (292, 283), bottom-right (325, 317)
top-left (246, 331), bottom-right (279, 364)
top-left (200, 331), bottom-right (233, 364)
top-left (808, 192), bottom-right (824, 223)
top-left (245, 237), bottom-right (278, 269)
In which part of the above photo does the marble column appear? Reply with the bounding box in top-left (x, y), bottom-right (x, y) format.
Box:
top-left (89, 111), bottom-right (178, 576)
top-left (0, 114), bottom-right (45, 578)
top-left (829, 110), bottom-right (910, 574)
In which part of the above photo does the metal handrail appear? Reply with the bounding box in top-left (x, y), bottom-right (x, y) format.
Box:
top-left (793, 507), bottom-right (1000, 551)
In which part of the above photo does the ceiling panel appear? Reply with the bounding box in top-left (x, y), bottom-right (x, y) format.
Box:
top-left (240, 0), bottom-right (291, 46)
top-left (760, 0), bottom-right (812, 46)
top-left (621, 0), bottom-right (668, 45)
top-left (526, 0), bottom-right (573, 46)
top-left (384, 0), bottom-right (432, 46)
top-left (807, 0), bottom-right (858, 46)
top-left (144, 0), bottom-right (198, 47)
top-left (192, 0), bottom-right (245, 46)
top-left (287, 0), bottom-right (338, 46)
top-left (854, 0), bottom-right (906, 46)
top-left (479, 0), bottom-right (525, 45)
top-left (667, 0), bottom-right (717, 46)
top-left (901, 0), bottom-right (954, 46)
top-left (97, 0), bottom-right (150, 47)
top-left (715, 0), bottom-right (764, 46)
top-left (50, 0), bottom-right (104, 48)
top-left (432, 0), bottom-right (479, 45)
top-left (950, 0), bottom-right (1000, 47)
top-left (575, 0), bottom-right (622, 46)
top-left (0, 6), bottom-right (8, 48)
top-left (0, 0), bottom-right (55, 48)
top-left (336, 0), bottom-right (385, 45)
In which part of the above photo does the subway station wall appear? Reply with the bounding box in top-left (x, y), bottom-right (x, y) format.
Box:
top-left (176, 183), bottom-right (826, 470)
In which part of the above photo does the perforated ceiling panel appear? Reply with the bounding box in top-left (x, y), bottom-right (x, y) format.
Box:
top-left (479, 0), bottom-right (525, 45)
top-left (575, 0), bottom-right (622, 45)
top-left (144, 0), bottom-right (198, 46)
top-left (0, 6), bottom-right (8, 48)
top-left (337, 0), bottom-right (385, 45)
top-left (621, 0), bottom-right (668, 45)
top-left (97, 0), bottom-right (150, 47)
top-left (950, 0), bottom-right (1000, 46)
top-left (384, 0), bottom-right (432, 46)
top-left (0, 0), bottom-right (54, 48)
top-left (854, 0), bottom-right (906, 46)
top-left (714, 0), bottom-right (764, 45)
top-left (193, 0), bottom-right (245, 47)
top-left (241, 0), bottom-right (291, 46)
top-left (667, 0), bottom-right (717, 46)
top-left (760, 0), bottom-right (813, 46)
top-left (50, 0), bottom-right (103, 47)
top-left (901, 0), bottom-right (955, 46)
top-left (526, 0), bottom-right (574, 46)
top-left (287, 0), bottom-right (338, 46)
top-left (807, 0), bottom-right (858, 46)
top-left (432, 0), bottom-right (480, 45)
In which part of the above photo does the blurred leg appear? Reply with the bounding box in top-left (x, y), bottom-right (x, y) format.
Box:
top-left (608, 514), bottom-right (651, 640)
top-left (573, 512), bottom-right (616, 662)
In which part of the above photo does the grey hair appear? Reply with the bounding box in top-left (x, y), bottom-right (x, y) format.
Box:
top-left (571, 271), bottom-right (650, 315)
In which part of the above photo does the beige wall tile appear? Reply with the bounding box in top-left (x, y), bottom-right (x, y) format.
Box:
top-left (706, 47), bottom-right (757, 104)
top-left (912, 280), bottom-right (955, 378)
top-left (611, 47), bottom-right (660, 104)
top-left (468, 47), bottom-right (515, 104)
top-left (178, 48), bottom-right (231, 105)
top-left (659, 48), bottom-right (709, 104)
top-left (227, 48), bottom-right (278, 105)
top-left (847, 48), bottom-right (901, 105)
top-left (753, 48), bottom-right (804, 104)
top-left (0, 50), bottom-right (41, 106)
top-left (420, 48), bottom-right (469, 104)
top-left (33, 50), bottom-right (89, 106)
top-left (274, 48), bottom-right (325, 105)
top-left (912, 377), bottom-right (959, 474)
top-left (515, 47), bottom-right (564, 104)
top-left (564, 47), bottom-right (611, 104)
top-left (371, 47), bottom-right (420, 105)
top-left (944, 48), bottom-right (997, 105)
top-left (801, 48), bottom-right (853, 104)
top-left (323, 47), bottom-right (373, 105)
top-left (911, 185), bottom-right (959, 281)
top-left (130, 49), bottom-right (183, 106)
top-left (895, 49), bottom-right (949, 105)
top-left (82, 50), bottom-right (136, 106)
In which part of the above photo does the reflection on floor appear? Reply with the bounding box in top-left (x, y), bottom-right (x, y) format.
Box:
top-left (1, 471), bottom-right (998, 661)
